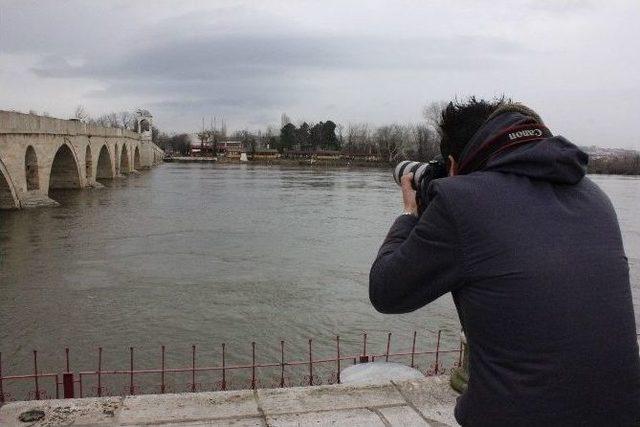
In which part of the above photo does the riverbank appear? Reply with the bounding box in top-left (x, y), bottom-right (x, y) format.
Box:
top-left (166, 155), bottom-right (640, 175)
top-left (165, 156), bottom-right (218, 163)
top-left (168, 156), bottom-right (390, 168)
top-left (0, 376), bottom-right (458, 426)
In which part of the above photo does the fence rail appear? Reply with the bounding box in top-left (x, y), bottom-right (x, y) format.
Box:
top-left (0, 330), bottom-right (462, 405)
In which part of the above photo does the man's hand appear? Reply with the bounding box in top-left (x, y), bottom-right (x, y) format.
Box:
top-left (401, 173), bottom-right (418, 217)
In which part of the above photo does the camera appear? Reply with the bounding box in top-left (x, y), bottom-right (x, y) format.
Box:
top-left (393, 157), bottom-right (447, 214)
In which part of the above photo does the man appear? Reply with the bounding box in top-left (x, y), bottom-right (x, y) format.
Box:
top-left (369, 98), bottom-right (640, 426)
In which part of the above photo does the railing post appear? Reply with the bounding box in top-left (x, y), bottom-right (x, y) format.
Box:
top-left (97, 347), bottom-right (102, 397)
top-left (336, 335), bottom-right (341, 384)
top-left (410, 331), bottom-right (417, 368)
top-left (33, 350), bottom-right (40, 400)
top-left (359, 333), bottom-right (369, 363)
top-left (160, 345), bottom-right (165, 394)
top-left (191, 345), bottom-right (196, 393)
top-left (221, 343), bottom-right (226, 391)
top-left (129, 347), bottom-right (135, 395)
top-left (434, 330), bottom-right (441, 375)
top-left (62, 348), bottom-right (73, 398)
top-left (63, 373), bottom-right (75, 399)
top-left (0, 351), bottom-right (4, 404)
top-left (385, 332), bottom-right (392, 362)
top-left (308, 339), bottom-right (313, 386)
top-left (251, 342), bottom-right (256, 390)
top-left (280, 340), bottom-right (285, 388)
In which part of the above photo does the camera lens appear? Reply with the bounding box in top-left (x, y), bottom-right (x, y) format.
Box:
top-left (394, 161), bottom-right (421, 186)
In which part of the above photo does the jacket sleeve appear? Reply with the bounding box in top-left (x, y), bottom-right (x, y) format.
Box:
top-left (369, 189), bottom-right (464, 314)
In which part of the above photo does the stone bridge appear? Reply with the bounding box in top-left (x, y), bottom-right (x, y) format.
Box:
top-left (0, 110), bottom-right (164, 209)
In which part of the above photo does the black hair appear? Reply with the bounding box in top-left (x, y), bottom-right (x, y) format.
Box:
top-left (438, 96), bottom-right (508, 161)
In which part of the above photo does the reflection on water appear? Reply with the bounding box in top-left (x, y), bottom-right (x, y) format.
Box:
top-left (0, 166), bottom-right (638, 381)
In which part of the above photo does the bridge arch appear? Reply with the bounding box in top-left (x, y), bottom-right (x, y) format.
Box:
top-left (49, 143), bottom-right (81, 191)
top-left (96, 145), bottom-right (113, 179)
top-left (0, 158), bottom-right (19, 209)
top-left (120, 144), bottom-right (130, 173)
top-left (134, 146), bottom-right (141, 170)
top-left (25, 145), bottom-right (40, 191)
top-left (85, 145), bottom-right (93, 181)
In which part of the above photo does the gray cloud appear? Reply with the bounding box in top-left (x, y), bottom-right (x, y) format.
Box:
top-left (32, 33), bottom-right (524, 80)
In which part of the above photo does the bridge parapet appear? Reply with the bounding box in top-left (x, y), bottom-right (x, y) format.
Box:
top-left (0, 110), bottom-right (163, 210)
top-left (0, 111), bottom-right (140, 140)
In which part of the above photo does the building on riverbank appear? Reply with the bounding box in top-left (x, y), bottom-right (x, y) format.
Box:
top-left (251, 148), bottom-right (280, 160)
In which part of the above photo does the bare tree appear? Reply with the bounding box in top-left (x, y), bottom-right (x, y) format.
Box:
top-left (118, 111), bottom-right (134, 129)
top-left (412, 124), bottom-right (440, 161)
top-left (346, 123), bottom-right (372, 153)
top-left (374, 124), bottom-right (404, 163)
top-left (423, 101), bottom-right (448, 129)
top-left (281, 113), bottom-right (292, 128)
top-left (106, 112), bottom-right (119, 128)
top-left (73, 105), bottom-right (89, 122)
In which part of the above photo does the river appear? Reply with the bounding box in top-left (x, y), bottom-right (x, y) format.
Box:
top-left (0, 165), bottom-right (638, 394)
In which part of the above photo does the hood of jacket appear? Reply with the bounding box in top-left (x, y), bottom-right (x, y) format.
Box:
top-left (460, 111), bottom-right (589, 184)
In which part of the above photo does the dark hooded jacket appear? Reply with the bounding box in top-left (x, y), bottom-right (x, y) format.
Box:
top-left (369, 112), bottom-right (640, 426)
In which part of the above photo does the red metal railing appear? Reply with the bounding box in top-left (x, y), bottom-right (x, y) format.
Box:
top-left (0, 329), bottom-right (462, 405)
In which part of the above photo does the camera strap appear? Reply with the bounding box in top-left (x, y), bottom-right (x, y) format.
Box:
top-left (458, 123), bottom-right (552, 175)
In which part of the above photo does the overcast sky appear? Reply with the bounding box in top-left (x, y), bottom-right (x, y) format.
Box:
top-left (1, 0), bottom-right (638, 149)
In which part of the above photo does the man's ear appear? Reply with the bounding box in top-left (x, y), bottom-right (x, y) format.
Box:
top-left (448, 155), bottom-right (458, 176)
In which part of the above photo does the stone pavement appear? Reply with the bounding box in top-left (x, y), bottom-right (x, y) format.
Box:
top-left (0, 376), bottom-right (459, 426)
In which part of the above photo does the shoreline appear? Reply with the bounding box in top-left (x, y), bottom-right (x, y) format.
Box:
top-left (166, 156), bottom-right (391, 169)
top-left (164, 156), bottom-right (640, 176)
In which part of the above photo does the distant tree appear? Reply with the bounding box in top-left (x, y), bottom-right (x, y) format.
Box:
top-left (151, 126), bottom-right (160, 144)
top-left (296, 122), bottom-right (311, 150)
top-left (413, 124), bottom-right (440, 161)
top-left (336, 123), bottom-right (344, 147)
top-left (423, 101), bottom-right (448, 129)
top-left (374, 124), bottom-right (404, 163)
top-left (345, 124), bottom-right (373, 154)
top-left (309, 122), bottom-right (323, 149)
top-left (106, 112), bottom-right (119, 128)
top-left (321, 120), bottom-right (339, 150)
top-left (118, 111), bottom-right (135, 129)
top-left (237, 129), bottom-right (256, 154)
top-left (588, 153), bottom-right (640, 175)
top-left (280, 123), bottom-right (296, 152)
top-left (73, 105), bottom-right (89, 122)
top-left (159, 133), bottom-right (192, 155)
top-left (281, 113), bottom-right (292, 128)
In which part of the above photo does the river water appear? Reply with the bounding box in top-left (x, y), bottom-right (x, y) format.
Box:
top-left (0, 165), bottom-right (638, 393)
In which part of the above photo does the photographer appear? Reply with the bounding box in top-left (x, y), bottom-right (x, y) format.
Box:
top-left (370, 98), bottom-right (640, 426)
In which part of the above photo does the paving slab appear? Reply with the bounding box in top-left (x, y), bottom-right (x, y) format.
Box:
top-left (377, 404), bottom-right (431, 426)
top-left (393, 376), bottom-right (460, 426)
top-left (0, 396), bottom-right (123, 426)
top-left (161, 418), bottom-right (265, 426)
top-left (257, 381), bottom-right (405, 415)
top-left (118, 390), bottom-right (259, 425)
top-left (267, 408), bottom-right (385, 426)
